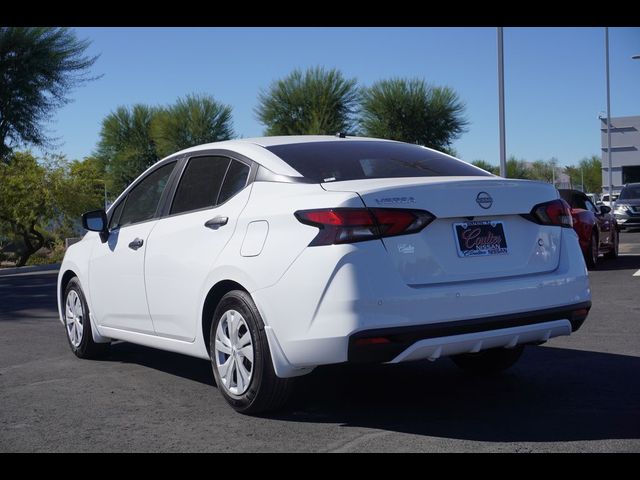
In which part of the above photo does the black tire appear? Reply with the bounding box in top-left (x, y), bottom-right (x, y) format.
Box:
top-left (604, 228), bottom-right (619, 259)
top-left (209, 290), bottom-right (293, 414)
top-left (585, 231), bottom-right (599, 269)
top-left (63, 277), bottom-right (110, 359)
top-left (451, 346), bottom-right (524, 375)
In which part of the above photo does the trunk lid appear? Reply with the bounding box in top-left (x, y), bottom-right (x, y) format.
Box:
top-left (322, 177), bottom-right (563, 286)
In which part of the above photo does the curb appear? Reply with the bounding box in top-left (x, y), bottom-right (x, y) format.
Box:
top-left (0, 263), bottom-right (61, 277)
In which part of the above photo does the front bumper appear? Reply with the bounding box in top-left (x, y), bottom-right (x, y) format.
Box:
top-left (348, 302), bottom-right (590, 363)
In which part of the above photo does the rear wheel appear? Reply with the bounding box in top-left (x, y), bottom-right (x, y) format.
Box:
top-left (451, 346), bottom-right (524, 375)
top-left (604, 228), bottom-right (619, 259)
top-left (63, 278), bottom-right (110, 359)
top-left (210, 290), bottom-right (293, 414)
top-left (585, 231), bottom-right (599, 269)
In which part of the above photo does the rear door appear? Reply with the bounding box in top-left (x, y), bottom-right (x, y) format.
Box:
top-left (144, 156), bottom-right (253, 341)
top-left (89, 161), bottom-right (177, 333)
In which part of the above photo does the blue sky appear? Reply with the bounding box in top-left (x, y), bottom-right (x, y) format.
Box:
top-left (49, 27), bottom-right (640, 167)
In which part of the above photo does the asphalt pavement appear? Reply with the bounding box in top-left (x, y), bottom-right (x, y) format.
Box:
top-left (1, 231), bottom-right (639, 452)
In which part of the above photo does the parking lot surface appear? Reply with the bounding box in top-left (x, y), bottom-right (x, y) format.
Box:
top-left (1, 231), bottom-right (639, 452)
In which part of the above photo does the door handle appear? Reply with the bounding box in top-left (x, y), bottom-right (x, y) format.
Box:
top-left (128, 238), bottom-right (144, 250)
top-left (204, 216), bottom-right (229, 229)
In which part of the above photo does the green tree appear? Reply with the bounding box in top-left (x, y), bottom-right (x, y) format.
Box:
top-left (564, 155), bottom-right (602, 193)
top-left (0, 27), bottom-right (98, 160)
top-left (471, 160), bottom-right (499, 175)
top-left (0, 152), bottom-right (109, 266)
top-left (506, 156), bottom-right (533, 179)
top-left (256, 66), bottom-right (359, 135)
top-left (0, 152), bottom-right (56, 265)
top-left (95, 104), bottom-right (160, 196)
top-left (528, 159), bottom-right (555, 183)
top-left (152, 94), bottom-right (233, 158)
top-left (360, 78), bottom-right (468, 150)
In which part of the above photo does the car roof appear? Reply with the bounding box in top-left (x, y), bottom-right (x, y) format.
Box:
top-left (165, 135), bottom-right (401, 177)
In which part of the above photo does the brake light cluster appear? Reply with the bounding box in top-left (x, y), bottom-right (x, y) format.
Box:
top-left (531, 199), bottom-right (573, 228)
top-left (295, 208), bottom-right (435, 246)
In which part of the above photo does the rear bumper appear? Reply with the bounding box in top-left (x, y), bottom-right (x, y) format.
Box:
top-left (348, 301), bottom-right (590, 363)
top-left (252, 227), bottom-right (590, 377)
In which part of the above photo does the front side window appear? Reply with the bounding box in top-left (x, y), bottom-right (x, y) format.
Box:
top-left (267, 141), bottom-right (492, 183)
top-left (108, 198), bottom-right (126, 230)
top-left (585, 199), bottom-right (598, 214)
top-left (171, 156), bottom-right (231, 215)
top-left (118, 162), bottom-right (176, 228)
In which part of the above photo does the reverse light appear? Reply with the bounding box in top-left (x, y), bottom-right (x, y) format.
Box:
top-left (294, 208), bottom-right (435, 246)
top-left (530, 199), bottom-right (573, 228)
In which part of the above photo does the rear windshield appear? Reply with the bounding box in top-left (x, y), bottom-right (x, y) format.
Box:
top-left (619, 185), bottom-right (640, 200)
top-left (266, 141), bottom-right (492, 183)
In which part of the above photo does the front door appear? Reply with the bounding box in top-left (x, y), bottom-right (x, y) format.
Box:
top-left (89, 161), bottom-right (176, 334)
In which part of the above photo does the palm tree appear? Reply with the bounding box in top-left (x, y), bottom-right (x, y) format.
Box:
top-left (360, 78), bottom-right (468, 151)
top-left (255, 66), bottom-right (359, 136)
top-left (152, 94), bottom-right (233, 158)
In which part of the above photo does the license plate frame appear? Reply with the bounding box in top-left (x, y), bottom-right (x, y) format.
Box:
top-left (453, 220), bottom-right (509, 258)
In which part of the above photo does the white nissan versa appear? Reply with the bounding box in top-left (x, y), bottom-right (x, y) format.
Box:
top-left (58, 136), bottom-right (591, 413)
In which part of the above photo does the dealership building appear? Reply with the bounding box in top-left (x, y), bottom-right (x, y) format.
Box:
top-left (600, 115), bottom-right (640, 194)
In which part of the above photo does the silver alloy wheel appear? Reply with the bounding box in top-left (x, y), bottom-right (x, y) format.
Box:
top-left (65, 290), bottom-right (84, 348)
top-left (214, 309), bottom-right (254, 396)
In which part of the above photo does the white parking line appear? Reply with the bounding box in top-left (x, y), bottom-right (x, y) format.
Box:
top-left (634, 270), bottom-right (640, 277)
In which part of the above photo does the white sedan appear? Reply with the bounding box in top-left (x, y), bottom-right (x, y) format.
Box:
top-left (58, 136), bottom-right (591, 414)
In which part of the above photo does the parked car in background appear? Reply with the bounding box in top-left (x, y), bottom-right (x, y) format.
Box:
top-left (559, 189), bottom-right (619, 268)
top-left (57, 136), bottom-right (592, 414)
top-left (586, 193), bottom-right (602, 206)
top-left (600, 193), bottom-right (619, 208)
top-left (613, 183), bottom-right (640, 230)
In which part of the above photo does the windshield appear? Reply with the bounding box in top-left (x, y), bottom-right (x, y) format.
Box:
top-left (619, 186), bottom-right (640, 200)
top-left (266, 141), bottom-right (492, 183)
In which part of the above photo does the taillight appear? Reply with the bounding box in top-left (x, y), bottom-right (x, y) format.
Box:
top-left (531, 199), bottom-right (573, 228)
top-left (294, 208), bottom-right (435, 246)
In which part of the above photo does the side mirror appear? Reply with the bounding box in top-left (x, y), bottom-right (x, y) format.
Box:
top-left (82, 209), bottom-right (108, 242)
top-left (599, 205), bottom-right (611, 214)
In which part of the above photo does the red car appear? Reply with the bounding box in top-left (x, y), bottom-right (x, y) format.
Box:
top-left (559, 189), bottom-right (619, 268)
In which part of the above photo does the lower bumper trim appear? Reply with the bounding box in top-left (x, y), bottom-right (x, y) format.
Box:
top-left (348, 301), bottom-right (591, 363)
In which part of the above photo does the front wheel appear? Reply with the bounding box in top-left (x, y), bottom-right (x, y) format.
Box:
top-left (451, 346), bottom-right (524, 375)
top-left (210, 290), bottom-right (293, 414)
top-left (63, 278), bottom-right (110, 359)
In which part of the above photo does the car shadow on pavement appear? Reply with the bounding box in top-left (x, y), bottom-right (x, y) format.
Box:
top-left (594, 254), bottom-right (640, 271)
top-left (273, 345), bottom-right (640, 443)
top-left (105, 342), bottom-right (215, 387)
top-left (103, 342), bottom-right (640, 443)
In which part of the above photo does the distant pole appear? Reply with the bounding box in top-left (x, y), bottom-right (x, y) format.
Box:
top-left (497, 27), bottom-right (507, 177)
top-left (605, 27), bottom-right (613, 199)
top-left (581, 168), bottom-right (584, 191)
top-left (104, 183), bottom-right (108, 210)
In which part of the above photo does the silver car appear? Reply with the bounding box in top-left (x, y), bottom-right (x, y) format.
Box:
top-left (614, 183), bottom-right (640, 229)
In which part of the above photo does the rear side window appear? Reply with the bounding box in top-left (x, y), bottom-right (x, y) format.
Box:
top-left (267, 141), bottom-right (491, 183)
top-left (171, 156), bottom-right (231, 215)
top-left (118, 161), bottom-right (176, 227)
top-left (218, 160), bottom-right (250, 204)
